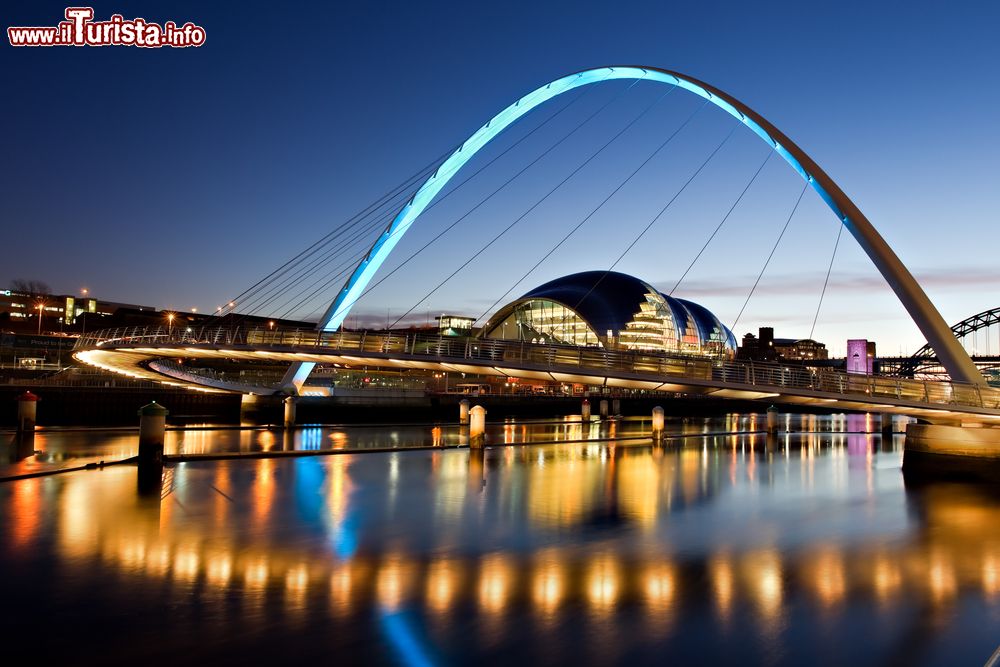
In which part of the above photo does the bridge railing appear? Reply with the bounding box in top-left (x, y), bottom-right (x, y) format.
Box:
top-left (74, 325), bottom-right (1000, 411)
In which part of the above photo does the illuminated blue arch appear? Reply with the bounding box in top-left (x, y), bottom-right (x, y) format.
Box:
top-left (283, 66), bottom-right (982, 390)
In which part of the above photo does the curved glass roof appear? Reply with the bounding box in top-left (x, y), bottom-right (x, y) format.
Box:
top-left (481, 271), bottom-right (736, 356)
top-left (516, 271), bottom-right (656, 338)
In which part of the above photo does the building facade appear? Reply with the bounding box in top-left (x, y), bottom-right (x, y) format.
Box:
top-left (739, 327), bottom-right (828, 361)
top-left (480, 271), bottom-right (736, 357)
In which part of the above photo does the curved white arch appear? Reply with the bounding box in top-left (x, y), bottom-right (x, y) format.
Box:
top-left (284, 66), bottom-right (982, 391)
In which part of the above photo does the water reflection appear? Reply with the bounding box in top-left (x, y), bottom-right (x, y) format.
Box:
top-left (1, 419), bottom-right (999, 664)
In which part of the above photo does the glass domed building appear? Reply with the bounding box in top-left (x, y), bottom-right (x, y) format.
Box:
top-left (480, 271), bottom-right (736, 357)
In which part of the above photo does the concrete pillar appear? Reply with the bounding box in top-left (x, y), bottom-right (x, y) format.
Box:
top-left (903, 423), bottom-right (1000, 480)
top-left (15, 391), bottom-right (39, 432)
top-left (283, 396), bottom-right (297, 430)
top-left (137, 401), bottom-right (168, 493)
top-left (599, 399), bottom-right (609, 419)
top-left (766, 405), bottom-right (778, 435)
top-left (652, 406), bottom-right (664, 440)
top-left (880, 413), bottom-right (894, 439)
top-left (581, 398), bottom-right (591, 421)
top-left (612, 398), bottom-right (621, 416)
top-left (240, 393), bottom-right (259, 424)
top-left (459, 399), bottom-right (470, 424)
top-left (469, 405), bottom-right (487, 448)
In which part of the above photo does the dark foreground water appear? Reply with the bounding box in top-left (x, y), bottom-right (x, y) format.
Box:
top-left (1, 414), bottom-right (998, 665)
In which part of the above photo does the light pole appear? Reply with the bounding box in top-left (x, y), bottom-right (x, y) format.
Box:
top-left (36, 302), bottom-right (44, 335)
top-left (167, 312), bottom-right (175, 338)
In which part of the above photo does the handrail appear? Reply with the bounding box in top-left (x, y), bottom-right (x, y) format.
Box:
top-left (74, 325), bottom-right (1000, 411)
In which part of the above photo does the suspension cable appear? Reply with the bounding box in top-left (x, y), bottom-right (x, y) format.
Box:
top-left (235, 192), bottom-right (411, 316)
top-left (319, 75), bottom-right (652, 330)
top-left (729, 181), bottom-right (809, 334)
top-left (569, 122), bottom-right (739, 314)
top-left (238, 201), bottom-right (403, 317)
top-left (222, 81), bottom-right (598, 321)
top-left (475, 93), bottom-right (703, 325)
top-left (668, 150), bottom-right (772, 296)
top-left (809, 222), bottom-right (843, 340)
top-left (386, 81), bottom-right (679, 329)
top-left (218, 148), bottom-right (450, 316)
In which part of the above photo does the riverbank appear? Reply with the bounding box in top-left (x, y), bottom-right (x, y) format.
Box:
top-left (1, 384), bottom-right (837, 427)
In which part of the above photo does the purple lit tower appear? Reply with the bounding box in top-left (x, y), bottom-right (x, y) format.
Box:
top-left (846, 339), bottom-right (875, 375)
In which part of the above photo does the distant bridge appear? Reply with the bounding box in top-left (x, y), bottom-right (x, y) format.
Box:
top-left (73, 326), bottom-right (1000, 425)
top-left (886, 306), bottom-right (1000, 380)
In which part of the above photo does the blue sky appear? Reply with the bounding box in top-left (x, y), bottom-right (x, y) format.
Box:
top-left (3, 0), bottom-right (998, 356)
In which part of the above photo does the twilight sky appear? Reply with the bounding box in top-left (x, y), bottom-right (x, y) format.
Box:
top-left (3, 0), bottom-right (999, 356)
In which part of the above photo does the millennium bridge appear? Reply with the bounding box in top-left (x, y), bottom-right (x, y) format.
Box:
top-left (71, 65), bottom-right (1000, 458)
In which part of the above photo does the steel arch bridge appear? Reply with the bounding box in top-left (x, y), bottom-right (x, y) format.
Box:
top-left (894, 307), bottom-right (1000, 379)
top-left (74, 65), bottom-right (995, 421)
top-left (914, 307), bottom-right (1000, 358)
top-left (279, 65), bottom-right (981, 391)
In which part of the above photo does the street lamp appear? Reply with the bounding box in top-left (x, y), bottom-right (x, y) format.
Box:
top-left (167, 312), bottom-right (175, 337)
top-left (36, 301), bottom-right (44, 335)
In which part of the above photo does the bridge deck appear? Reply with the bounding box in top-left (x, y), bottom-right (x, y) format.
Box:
top-left (73, 326), bottom-right (1000, 424)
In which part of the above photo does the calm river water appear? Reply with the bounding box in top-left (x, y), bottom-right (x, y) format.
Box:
top-left (1, 414), bottom-right (998, 665)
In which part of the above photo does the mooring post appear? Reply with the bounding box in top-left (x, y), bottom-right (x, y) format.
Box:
top-left (137, 401), bottom-right (168, 492)
top-left (283, 396), bottom-right (297, 430)
top-left (766, 405), bottom-right (778, 435)
top-left (469, 405), bottom-right (486, 448)
top-left (16, 391), bottom-right (39, 433)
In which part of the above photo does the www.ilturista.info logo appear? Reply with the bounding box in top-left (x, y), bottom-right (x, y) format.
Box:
top-left (8, 7), bottom-right (206, 48)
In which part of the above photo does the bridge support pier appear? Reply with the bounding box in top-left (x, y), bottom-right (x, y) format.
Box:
top-left (240, 394), bottom-right (260, 424)
top-left (581, 399), bottom-right (591, 422)
top-left (599, 400), bottom-right (609, 420)
top-left (880, 413), bottom-right (894, 440)
top-left (613, 399), bottom-right (620, 417)
top-left (459, 399), bottom-right (470, 425)
top-left (903, 423), bottom-right (1000, 481)
top-left (283, 397), bottom-right (297, 430)
top-left (766, 405), bottom-right (778, 435)
top-left (652, 406), bottom-right (664, 442)
top-left (469, 405), bottom-right (486, 448)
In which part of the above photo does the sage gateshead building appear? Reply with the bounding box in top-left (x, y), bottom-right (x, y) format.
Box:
top-left (480, 271), bottom-right (737, 358)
